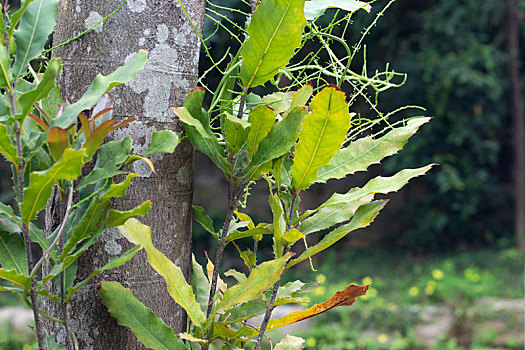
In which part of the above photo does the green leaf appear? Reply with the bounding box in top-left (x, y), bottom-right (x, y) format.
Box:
top-left (106, 198), bottom-right (151, 227)
top-left (239, 248), bottom-right (257, 270)
top-left (21, 148), bottom-right (86, 223)
top-left (234, 210), bottom-right (255, 230)
top-left (218, 299), bottom-right (267, 324)
top-left (283, 83), bottom-right (313, 117)
top-left (99, 281), bottom-right (185, 350)
top-left (143, 130), bottom-right (180, 156)
top-left (18, 58), bottom-right (61, 120)
top-left (106, 201), bottom-right (152, 228)
top-left (315, 118), bottom-right (431, 183)
top-left (288, 201), bottom-right (387, 268)
top-left (0, 203), bottom-right (20, 234)
top-left (77, 138), bottom-right (132, 189)
top-left (212, 323), bottom-right (253, 340)
top-left (192, 205), bottom-right (216, 237)
top-left (281, 228), bottom-right (304, 244)
top-left (240, 0), bottom-right (307, 88)
top-left (299, 194), bottom-right (373, 235)
top-left (0, 231), bottom-right (27, 275)
top-left (0, 285), bottom-right (23, 293)
top-left (304, 0), bottom-right (371, 21)
top-left (183, 87), bottom-right (209, 130)
top-left (219, 62), bottom-right (238, 117)
top-left (216, 252), bottom-right (291, 312)
top-left (291, 86), bottom-right (351, 191)
top-left (322, 165), bottom-right (435, 207)
top-left (224, 113), bottom-right (250, 155)
top-left (52, 50), bottom-right (148, 128)
top-left (0, 267), bottom-right (30, 286)
top-left (244, 106), bottom-right (308, 174)
top-left (0, 123), bottom-right (19, 165)
top-left (224, 269), bottom-right (247, 284)
top-left (178, 333), bottom-right (207, 346)
top-left (226, 225), bottom-right (271, 242)
top-left (12, 0), bottom-right (58, 79)
top-left (0, 44), bottom-right (12, 88)
top-left (274, 280), bottom-right (316, 306)
top-left (62, 174), bottom-right (138, 259)
top-left (269, 193), bottom-right (286, 257)
top-left (29, 223), bottom-right (49, 251)
top-left (8, 0), bottom-right (35, 39)
top-left (66, 246), bottom-right (141, 302)
top-left (246, 105), bottom-right (275, 161)
top-left (118, 218), bottom-right (206, 330)
top-left (47, 126), bottom-right (67, 161)
top-left (262, 92), bottom-right (293, 115)
top-left (40, 84), bottom-right (63, 119)
top-left (173, 107), bottom-right (231, 174)
top-left (191, 255), bottom-right (209, 313)
top-left (275, 335), bottom-right (305, 349)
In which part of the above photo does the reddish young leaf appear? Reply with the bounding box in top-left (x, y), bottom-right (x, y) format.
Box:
top-left (90, 107), bottom-right (115, 123)
top-left (84, 118), bottom-right (136, 158)
top-left (47, 126), bottom-right (67, 161)
top-left (28, 113), bottom-right (48, 130)
top-left (85, 120), bottom-right (116, 158)
top-left (113, 118), bottom-right (136, 130)
top-left (78, 113), bottom-right (91, 137)
top-left (33, 104), bottom-right (50, 124)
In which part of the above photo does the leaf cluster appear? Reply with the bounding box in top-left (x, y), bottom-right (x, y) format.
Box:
top-left (99, 0), bottom-right (434, 349)
top-left (0, 1), bottom-right (179, 348)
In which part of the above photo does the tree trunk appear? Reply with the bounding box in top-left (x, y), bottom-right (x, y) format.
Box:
top-left (43, 1), bottom-right (205, 348)
top-left (507, 0), bottom-right (525, 252)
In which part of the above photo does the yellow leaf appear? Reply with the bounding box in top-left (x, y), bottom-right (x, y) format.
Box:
top-left (206, 256), bottom-right (227, 294)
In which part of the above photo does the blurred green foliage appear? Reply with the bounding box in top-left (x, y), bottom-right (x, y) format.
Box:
top-left (348, 0), bottom-right (516, 250)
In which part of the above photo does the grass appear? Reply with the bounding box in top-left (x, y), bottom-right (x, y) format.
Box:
top-left (281, 247), bottom-right (524, 349)
top-left (1, 247), bottom-right (522, 349)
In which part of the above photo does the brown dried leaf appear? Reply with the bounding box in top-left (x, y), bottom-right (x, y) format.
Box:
top-left (261, 284), bottom-right (368, 334)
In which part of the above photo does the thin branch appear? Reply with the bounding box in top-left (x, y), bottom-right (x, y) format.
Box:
top-left (31, 183), bottom-right (74, 279)
top-left (253, 274), bottom-right (283, 350)
top-left (254, 192), bottom-right (297, 350)
top-left (60, 207), bottom-right (73, 350)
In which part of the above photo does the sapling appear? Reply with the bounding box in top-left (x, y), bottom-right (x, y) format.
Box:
top-left (99, 0), bottom-right (434, 349)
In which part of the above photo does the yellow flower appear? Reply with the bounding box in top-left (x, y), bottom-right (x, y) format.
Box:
top-left (464, 269), bottom-right (481, 282)
top-left (409, 286), bottom-right (419, 297)
top-left (306, 337), bottom-right (317, 347)
top-left (377, 333), bottom-right (388, 344)
top-left (425, 284), bottom-right (435, 295)
top-left (387, 302), bottom-right (398, 311)
top-left (362, 276), bottom-right (373, 285)
top-left (316, 273), bottom-right (327, 284)
top-left (432, 269), bottom-right (444, 280)
top-left (313, 286), bottom-right (326, 296)
top-left (367, 287), bottom-right (378, 298)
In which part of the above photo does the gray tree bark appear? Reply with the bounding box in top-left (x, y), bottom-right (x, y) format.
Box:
top-left (507, 0), bottom-right (525, 252)
top-left (43, 1), bottom-right (205, 348)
